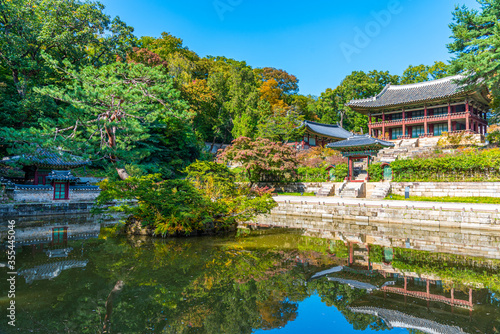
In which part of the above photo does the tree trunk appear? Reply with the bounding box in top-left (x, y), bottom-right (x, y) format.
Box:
top-left (12, 69), bottom-right (26, 98)
top-left (116, 168), bottom-right (130, 180)
top-left (102, 280), bottom-right (124, 333)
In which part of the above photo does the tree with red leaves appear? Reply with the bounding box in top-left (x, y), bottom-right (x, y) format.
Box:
top-left (217, 137), bottom-right (298, 184)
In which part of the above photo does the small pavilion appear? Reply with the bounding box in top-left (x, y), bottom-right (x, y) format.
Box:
top-left (326, 135), bottom-right (394, 181)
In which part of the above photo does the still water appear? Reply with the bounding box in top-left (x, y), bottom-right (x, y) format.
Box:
top-left (1, 217), bottom-right (499, 333)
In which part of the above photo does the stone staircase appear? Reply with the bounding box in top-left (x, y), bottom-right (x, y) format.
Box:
top-left (374, 137), bottom-right (438, 163)
top-left (370, 182), bottom-right (391, 199)
top-left (316, 184), bottom-right (335, 197)
top-left (339, 182), bottom-right (366, 198)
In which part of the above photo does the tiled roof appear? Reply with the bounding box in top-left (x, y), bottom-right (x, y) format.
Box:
top-left (303, 121), bottom-right (352, 140)
top-left (326, 135), bottom-right (395, 149)
top-left (347, 75), bottom-right (467, 109)
top-left (1, 150), bottom-right (90, 168)
top-left (46, 170), bottom-right (79, 182)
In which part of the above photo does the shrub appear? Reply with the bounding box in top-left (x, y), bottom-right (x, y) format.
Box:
top-left (296, 166), bottom-right (329, 182)
top-left (367, 163), bottom-right (383, 182)
top-left (96, 161), bottom-right (277, 236)
top-left (331, 163), bottom-right (348, 182)
top-left (487, 130), bottom-right (500, 146)
top-left (391, 148), bottom-right (500, 182)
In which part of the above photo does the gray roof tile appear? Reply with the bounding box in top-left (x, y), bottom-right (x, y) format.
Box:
top-left (326, 135), bottom-right (395, 149)
top-left (303, 121), bottom-right (352, 140)
top-left (347, 75), bottom-right (466, 109)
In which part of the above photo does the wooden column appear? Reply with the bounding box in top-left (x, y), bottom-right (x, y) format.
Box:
top-left (424, 105), bottom-right (428, 134)
top-left (402, 108), bottom-right (406, 138)
top-left (448, 102), bottom-right (452, 132)
top-left (382, 112), bottom-right (386, 139)
top-left (404, 276), bottom-right (407, 291)
top-left (368, 115), bottom-right (372, 136)
top-left (466, 100), bottom-right (470, 131)
top-left (426, 280), bottom-right (430, 297)
top-left (469, 288), bottom-right (473, 306)
top-left (451, 288), bottom-right (455, 304)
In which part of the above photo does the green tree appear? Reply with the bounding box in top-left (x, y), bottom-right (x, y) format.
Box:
top-left (7, 61), bottom-right (188, 179)
top-left (401, 61), bottom-right (449, 84)
top-left (448, 0), bottom-right (500, 120)
top-left (0, 0), bottom-right (134, 126)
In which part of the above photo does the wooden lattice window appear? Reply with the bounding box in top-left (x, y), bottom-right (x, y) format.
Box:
top-left (53, 182), bottom-right (68, 200)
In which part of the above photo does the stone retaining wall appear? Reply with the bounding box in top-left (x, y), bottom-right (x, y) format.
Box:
top-left (391, 182), bottom-right (500, 198)
top-left (248, 201), bottom-right (500, 259)
top-left (0, 202), bottom-right (97, 219)
top-left (255, 182), bottom-right (341, 194)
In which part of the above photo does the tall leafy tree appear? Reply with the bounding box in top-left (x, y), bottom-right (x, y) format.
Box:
top-left (448, 0), bottom-right (500, 120)
top-left (8, 60), bottom-right (189, 179)
top-left (0, 0), bottom-right (134, 127)
top-left (401, 61), bottom-right (449, 84)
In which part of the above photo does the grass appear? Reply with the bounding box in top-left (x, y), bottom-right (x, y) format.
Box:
top-left (385, 194), bottom-right (500, 204)
top-left (275, 192), bottom-right (316, 196)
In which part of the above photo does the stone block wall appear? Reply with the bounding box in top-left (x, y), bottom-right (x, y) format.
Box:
top-left (255, 182), bottom-right (341, 194)
top-left (6, 187), bottom-right (100, 203)
top-left (391, 182), bottom-right (500, 198)
top-left (247, 200), bottom-right (500, 259)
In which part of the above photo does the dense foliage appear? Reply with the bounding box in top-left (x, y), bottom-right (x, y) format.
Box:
top-left (218, 137), bottom-right (298, 184)
top-left (367, 163), bottom-right (383, 182)
top-left (331, 163), bottom-right (349, 182)
top-left (391, 148), bottom-right (500, 182)
top-left (96, 161), bottom-right (276, 235)
top-left (448, 0), bottom-right (500, 121)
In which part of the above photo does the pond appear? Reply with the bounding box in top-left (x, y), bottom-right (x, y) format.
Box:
top-left (0, 216), bottom-right (499, 333)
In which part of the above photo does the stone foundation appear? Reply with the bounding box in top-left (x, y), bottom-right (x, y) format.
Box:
top-left (255, 182), bottom-right (341, 194)
top-left (247, 200), bottom-right (500, 259)
top-left (391, 182), bottom-right (500, 198)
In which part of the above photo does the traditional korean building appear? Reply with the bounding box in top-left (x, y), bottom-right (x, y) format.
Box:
top-left (0, 150), bottom-right (100, 202)
top-left (300, 120), bottom-right (352, 148)
top-left (327, 135), bottom-right (394, 181)
top-left (346, 75), bottom-right (490, 140)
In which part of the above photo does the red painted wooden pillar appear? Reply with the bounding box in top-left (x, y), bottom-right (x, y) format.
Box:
top-left (349, 157), bottom-right (353, 181)
top-left (382, 112), bottom-right (386, 139)
top-left (469, 288), bottom-right (473, 306)
top-left (404, 277), bottom-right (407, 291)
top-left (451, 288), bottom-right (455, 304)
top-left (349, 243), bottom-right (354, 265)
top-left (424, 105), bottom-right (428, 134)
top-left (466, 100), bottom-right (470, 131)
top-left (369, 115), bottom-right (372, 136)
top-left (448, 102), bottom-right (452, 132)
top-left (402, 108), bottom-right (406, 138)
top-left (426, 280), bottom-right (430, 297)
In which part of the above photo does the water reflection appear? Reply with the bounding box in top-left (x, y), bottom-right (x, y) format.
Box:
top-left (0, 218), bottom-right (498, 333)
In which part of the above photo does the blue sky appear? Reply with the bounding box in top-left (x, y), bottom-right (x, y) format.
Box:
top-left (99, 0), bottom-right (480, 96)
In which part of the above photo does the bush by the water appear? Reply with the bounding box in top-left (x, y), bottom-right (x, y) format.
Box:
top-left (96, 161), bottom-right (277, 236)
top-left (391, 148), bottom-right (500, 182)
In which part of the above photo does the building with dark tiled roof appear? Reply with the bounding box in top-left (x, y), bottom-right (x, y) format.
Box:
top-left (0, 150), bottom-right (99, 202)
top-left (300, 120), bottom-right (352, 148)
top-left (347, 75), bottom-right (490, 139)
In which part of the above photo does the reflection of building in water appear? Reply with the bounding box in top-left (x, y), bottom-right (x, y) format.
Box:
top-left (19, 260), bottom-right (89, 284)
top-left (348, 306), bottom-right (465, 334)
top-left (341, 241), bottom-right (476, 311)
top-left (2, 219), bottom-right (100, 250)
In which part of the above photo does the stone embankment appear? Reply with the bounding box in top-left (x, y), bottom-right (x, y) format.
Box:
top-left (264, 197), bottom-right (500, 231)
top-left (247, 197), bottom-right (500, 259)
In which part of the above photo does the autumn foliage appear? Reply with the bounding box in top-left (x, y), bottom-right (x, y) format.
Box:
top-left (217, 137), bottom-right (298, 184)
